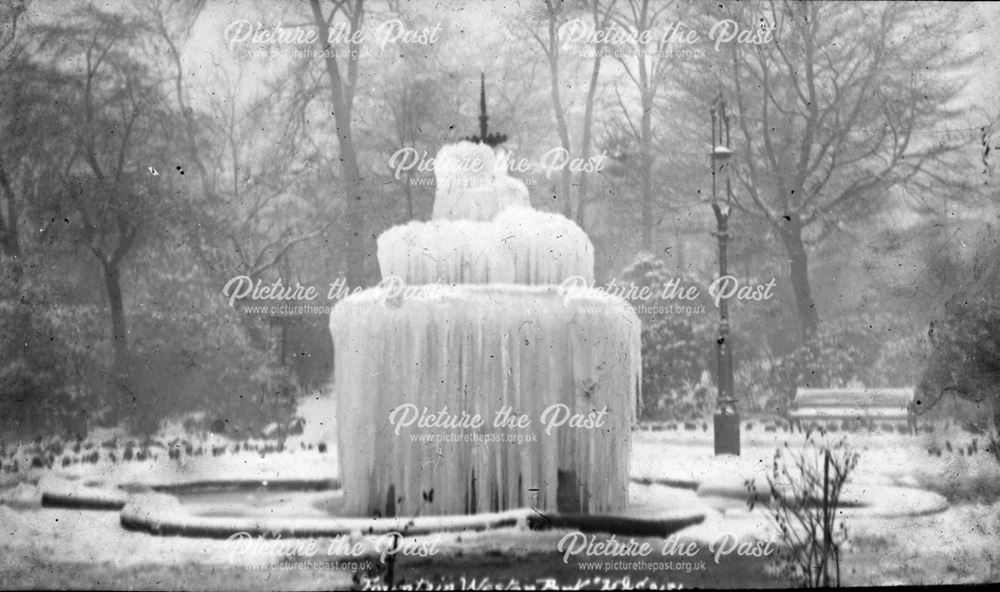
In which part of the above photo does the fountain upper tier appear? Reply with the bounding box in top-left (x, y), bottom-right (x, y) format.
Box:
top-left (431, 142), bottom-right (530, 221)
top-left (378, 205), bottom-right (594, 285)
top-left (377, 142), bottom-right (595, 285)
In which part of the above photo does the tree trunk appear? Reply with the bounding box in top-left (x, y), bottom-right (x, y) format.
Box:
top-left (577, 113), bottom-right (593, 228)
top-left (310, 0), bottom-right (373, 288)
top-left (577, 29), bottom-right (604, 229)
top-left (102, 260), bottom-right (128, 376)
top-left (0, 220), bottom-right (28, 381)
top-left (636, 0), bottom-right (654, 252)
top-left (544, 0), bottom-right (574, 220)
top-left (338, 139), bottom-right (369, 287)
top-left (778, 214), bottom-right (819, 343)
top-left (640, 95), bottom-right (653, 251)
top-left (404, 171), bottom-right (415, 220)
top-left (0, 237), bottom-right (22, 302)
top-left (0, 159), bottom-right (22, 299)
top-left (101, 258), bottom-right (130, 422)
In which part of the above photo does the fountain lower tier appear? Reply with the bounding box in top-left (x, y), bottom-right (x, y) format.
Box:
top-left (330, 285), bottom-right (641, 516)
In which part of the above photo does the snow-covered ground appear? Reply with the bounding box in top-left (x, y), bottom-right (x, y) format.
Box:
top-left (2, 396), bottom-right (999, 588)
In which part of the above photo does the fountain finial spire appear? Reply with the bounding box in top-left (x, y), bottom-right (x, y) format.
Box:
top-left (479, 72), bottom-right (488, 141)
top-left (465, 72), bottom-right (507, 148)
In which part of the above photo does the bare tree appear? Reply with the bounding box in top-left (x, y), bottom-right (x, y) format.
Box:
top-left (308, 0), bottom-right (372, 286)
top-left (522, 0), bottom-right (575, 219)
top-left (686, 0), bottom-right (981, 342)
top-left (0, 0), bottom-right (35, 294)
top-left (609, 0), bottom-right (686, 250)
top-left (24, 5), bottom-right (181, 419)
top-left (576, 0), bottom-right (617, 227)
top-left (366, 4), bottom-right (454, 223)
top-left (516, 0), bottom-right (616, 225)
top-left (148, 1), bottom-right (333, 285)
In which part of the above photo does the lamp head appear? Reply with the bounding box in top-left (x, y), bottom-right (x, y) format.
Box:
top-left (711, 145), bottom-right (734, 161)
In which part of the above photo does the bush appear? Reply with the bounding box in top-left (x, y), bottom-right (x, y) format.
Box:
top-left (746, 429), bottom-right (859, 588)
top-left (760, 314), bottom-right (925, 416)
top-left (127, 305), bottom-right (297, 436)
top-left (918, 292), bottom-right (1000, 426)
top-left (41, 302), bottom-right (115, 425)
top-left (619, 253), bottom-right (716, 421)
top-left (0, 298), bottom-right (88, 436)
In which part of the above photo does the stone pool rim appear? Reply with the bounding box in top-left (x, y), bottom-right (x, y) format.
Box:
top-left (40, 476), bottom-right (341, 511)
top-left (40, 475), bottom-right (698, 512)
top-left (39, 474), bottom-right (708, 539)
top-left (118, 490), bottom-right (707, 539)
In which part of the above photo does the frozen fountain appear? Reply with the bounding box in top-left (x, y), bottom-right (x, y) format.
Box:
top-left (329, 137), bottom-right (642, 517)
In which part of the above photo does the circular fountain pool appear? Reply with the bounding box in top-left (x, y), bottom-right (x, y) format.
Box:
top-left (40, 474), bottom-right (708, 539)
top-left (38, 470), bottom-right (947, 540)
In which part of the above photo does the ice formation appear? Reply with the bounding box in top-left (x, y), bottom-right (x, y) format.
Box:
top-left (330, 142), bottom-right (641, 516)
top-left (377, 206), bottom-right (595, 285)
top-left (430, 142), bottom-right (530, 221)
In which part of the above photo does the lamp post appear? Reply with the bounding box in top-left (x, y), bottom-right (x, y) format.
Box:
top-left (710, 94), bottom-right (740, 456)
